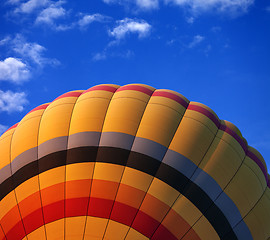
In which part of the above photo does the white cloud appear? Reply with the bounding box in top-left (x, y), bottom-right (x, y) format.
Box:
top-left (0, 90), bottom-right (28, 113)
top-left (110, 18), bottom-right (151, 40)
top-left (0, 124), bottom-right (8, 136)
top-left (35, 1), bottom-right (66, 25)
top-left (165, 0), bottom-right (254, 15)
top-left (14, 0), bottom-right (50, 14)
top-left (0, 37), bottom-right (11, 46)
top-left (12, 35), bottom-right (59, 66)
top-left (136, 0), bottom-right (159, 9)
top-left (0, 57), bottom-right (30, 83)
top-left (186, 16), bottom-right (195, 24)
top-left (103, 0), bottom-right (159, 10)
top-left (7, 0), bottom-right (21, 4)
top-left (92, 52), bottom-right (107, 61)
top-left (92, 49), bottom-right (134, 61)
top-left (188, 35), bottom-right (205, 48)
top-left (78, 14), bottom-right (110, 28)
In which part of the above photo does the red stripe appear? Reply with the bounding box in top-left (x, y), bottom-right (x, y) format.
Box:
top-left (4, 197), bottom-right (191, 240)
top-left (82, 85), bottom-right (118, 94)
top-left (88, 197), bottom-right (114, 219)
top-left (151, 224), bottom-right (179, 240)
top-left (22, 208), bottom-right (44, 235)
top-left (185, 104), bottom-right (270, 186)
top-left (219, 125), bottom-right (247, 152)
top-left (247, 150), bottom-right (268, 184)
top-left (152, 91), bottom-right (189, 108)
top-left (3, 123), bottom-right (18, 135)
top-left (43, 201), bottom-right (64, 224)
top-left (110, 201), bottom-right (138, 226)
top-left (7, 123), bottom-right (18, 131)
top-left (54, 91), bottom-right (82, 101)
top-left (116, 85), bottom-right (154, 96)
top-left (188, 103), bottom-right (269, 185)
top-left (4, 221), bottom-right (25, 240)
top-left (132, 210), bottom-right (160, 238)
top-left (219, 126), bottom-right (269, 185)
top-left (26, 103), bottom-right (49, 115)
top-left (188, 104), bottom-right (220, 128)
top-left (66, 197), bottom-right (89, 217)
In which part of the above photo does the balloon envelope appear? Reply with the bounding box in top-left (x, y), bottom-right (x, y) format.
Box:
top-left (0, 84), bottom-right (269, 240)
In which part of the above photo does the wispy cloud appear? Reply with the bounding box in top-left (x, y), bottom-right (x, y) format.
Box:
top-left (35, 1), bottom-right (67, 25)
top-left (14, 0), bottom-right (49, 14)
top-left (165, 0), bottom-right (254, 15)
top-left (103, 0), bottom-right (159, 10)
top-left (103, 0), bottom-right (253, 15)
top-left (0, 90), bottom-right (28, 113)
top-left (109, 18), bottom-right (151, 40)
top-left (0, 57), bottom-right (30, 83)
top-left (92, 52), bottom-right (107, 61)
top-left (186, 16), bottom-right (195, 24)
top-left (8, 0), bottom-right (69, 29)
top-left (0, 37), bottom-right (12, 46)
top-left (78, 13), bottom-right (111, 29)
top-left (12, 35), bottom-right (60, 66)
top-left (188, 35), bottom-right (205, 48)
top-left (8, 0), bottom-right (110, 31)
top-left (136, 0), bottom-right (159, 9)
top-left (0, 124), bottom-right (8, 136)
top-left (92, 49), bottom-right (134, 61)
top-left (0, 35), bottom-right (59, 83)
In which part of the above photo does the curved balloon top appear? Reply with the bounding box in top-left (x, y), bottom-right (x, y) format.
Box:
top-left (0, 83), bottom-right (269, 240)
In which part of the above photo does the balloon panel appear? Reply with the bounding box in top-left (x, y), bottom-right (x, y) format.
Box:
top-left (0, 84), bottom-right (269, 240)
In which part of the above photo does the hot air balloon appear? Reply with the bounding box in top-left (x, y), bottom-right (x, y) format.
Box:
top-left (0, 84), bottom-right (269, 240)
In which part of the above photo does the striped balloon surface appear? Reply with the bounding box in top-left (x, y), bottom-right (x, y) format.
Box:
top-left (0, 84), bottom-right (269, 240)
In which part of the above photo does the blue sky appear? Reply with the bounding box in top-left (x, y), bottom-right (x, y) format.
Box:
top-left (0, 0), bottom-right (270, 170)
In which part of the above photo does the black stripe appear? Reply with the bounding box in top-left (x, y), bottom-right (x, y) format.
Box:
top-left (0, 146), bottom-right (237, 239)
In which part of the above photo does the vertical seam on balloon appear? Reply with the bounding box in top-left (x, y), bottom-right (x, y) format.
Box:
top-left (223, 177), bottom-right (269, 239)
top-left (64, 91), bottom-right (84, 240)
top-left (101, 89), bottom-right (155, 240)
top-left (81, 86), bottom-right (119, 240)
top-left (183, 155), bottom-right (248, 240)
top-left (123, 90), bottom-right (184, 240)
top-left (0, 221), bottom-right (6, 240)
top-left (179, 126), bottom-right (250, 239)
top-left (36, 106), bottom-right (49, 240)
top-left (173, 111), bottom-right (221, 240)
top-left (8, 125), bottom-right (28, 239)
top-left (183, 129), bottom-right (251, 239)
top-left (179, 139), bottom-right (233, 240)
top-left (243, 160), bottom-right (265, 191)
top-left (147, 101), bottom-right (191, 240)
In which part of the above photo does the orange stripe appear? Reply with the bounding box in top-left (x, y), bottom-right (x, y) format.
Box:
top-left (1, 179), bottom-right (200, 240)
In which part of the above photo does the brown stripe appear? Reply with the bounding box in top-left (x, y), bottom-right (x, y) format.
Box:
top-left (0, 146), bottom-right (238, 239)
